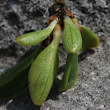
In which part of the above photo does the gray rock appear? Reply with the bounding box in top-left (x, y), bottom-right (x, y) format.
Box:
top-left (0, 0), bottom-right (110, 110)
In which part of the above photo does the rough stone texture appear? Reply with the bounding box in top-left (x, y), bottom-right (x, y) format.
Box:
top-left (0, 0), bottom-right (110, 110)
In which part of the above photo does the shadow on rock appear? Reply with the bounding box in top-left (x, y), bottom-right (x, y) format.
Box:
top-left (6, 91), bottom-right (41, 110)
top-left (47, 79), bottom-right (61, 101)
top-left (78, 49), bottom-right (95, 62)
top-left (0, 100), bottom-right (10, 107)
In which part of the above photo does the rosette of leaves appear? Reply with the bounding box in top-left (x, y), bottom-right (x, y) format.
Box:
top-left (0, 0), bottom-right (99, 106)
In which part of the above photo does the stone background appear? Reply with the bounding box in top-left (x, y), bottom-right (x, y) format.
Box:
top-left (0, 0), bottom-right (110, 110)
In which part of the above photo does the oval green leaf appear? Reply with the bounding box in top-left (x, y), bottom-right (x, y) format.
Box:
top-left (59, 53), bottom-right (78, 92)
top-left (81, 25), bottom-right (99, 51)
top-left (16, 19), bottom-right (58, 46)
top-left (28, 24), bottom-right (61, 105)
top-left (62, 16), bottom-right (82, 53)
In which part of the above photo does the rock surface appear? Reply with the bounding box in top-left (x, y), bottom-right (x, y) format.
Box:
top-left (0, 0), bottom-right (110, 110)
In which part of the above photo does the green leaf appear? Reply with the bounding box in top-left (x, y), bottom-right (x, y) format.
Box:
top-left (28, 24), bottom-right (61, 105)
top-left (0, 46), bottom-right (41, 100)
top-left (62, 16), bottom-right (82, 53)
top-left (0, 46), bottom-right (41, 86)
top-left (0, 68), bottom-right (29, 100)
top-left (59, 53), bottom-right (78, 92)
top-left (81, 25), bottom-right (99, 51)
top-left (16, 19), bottom-right (58, 46)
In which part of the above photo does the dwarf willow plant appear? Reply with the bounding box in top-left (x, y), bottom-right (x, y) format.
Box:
top-left (0, 0), bottom-right (99, 106)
